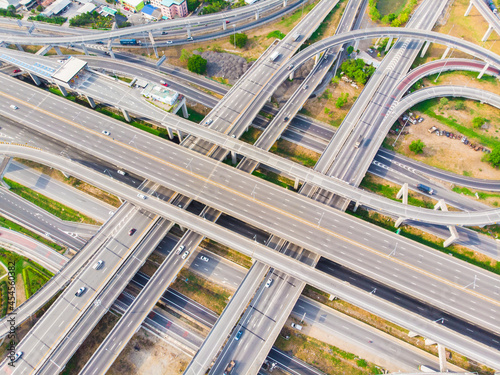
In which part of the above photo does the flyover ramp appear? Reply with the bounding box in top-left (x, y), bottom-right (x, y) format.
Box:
top-left (1, 145), bottom-right (500, 371)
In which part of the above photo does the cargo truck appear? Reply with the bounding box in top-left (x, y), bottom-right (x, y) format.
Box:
top-left (269, 51), bottom-right (280, 62)
top-left (417, 183), bottom-right (434, 195)
top-left (224, 360), bottom-right (236, 374)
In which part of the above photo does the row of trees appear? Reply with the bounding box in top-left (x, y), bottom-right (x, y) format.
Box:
top-left (0, 5), bottom-right (22, 19)
top-left (340, 58), bottom-right (376, 85)
top-left (368, 0), bottom-right (417, 27)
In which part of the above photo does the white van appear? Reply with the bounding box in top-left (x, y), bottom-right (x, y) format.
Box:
top-left (117, 170), bottom-right (126, 176)
top-left (137, 193), bottom-right (147, 199)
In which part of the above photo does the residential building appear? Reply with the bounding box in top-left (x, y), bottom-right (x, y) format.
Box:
top-left (150, 0), bottom-right (187, 19)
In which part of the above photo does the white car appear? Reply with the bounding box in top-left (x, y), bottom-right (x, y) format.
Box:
top-left (13, 351), bottom-right (23, 362)
top-left (117, 170), bottom-right (126, 176)
top-left (10, 105), bottom-right (18, 110)
top-left (75, 286), bottom-right (87, 297)
top-left (265, 278), bottom-right (273, 288)
top-left (93, 260), bottom-right (104, 270)
top-left (181, 250), bottom-right (190, 259)
top-left (167, 40), bottom-right (173, 44)
top-left (102, 130), bottom-right (110, 136)
top-left (176, 245), bottom-right (185, 254)
top-left (137, 193), bottom-right (147, 199)
top-left (200, 255), bottom-right (210, 262)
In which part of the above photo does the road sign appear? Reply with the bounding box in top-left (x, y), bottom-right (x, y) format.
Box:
top-left (156, 55), bottom-right (166, 67)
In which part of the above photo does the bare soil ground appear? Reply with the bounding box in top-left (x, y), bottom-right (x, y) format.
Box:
top-left (15, 273), bottom-right (25, 307)
top-left (108, 328), bottom-right (191, 375)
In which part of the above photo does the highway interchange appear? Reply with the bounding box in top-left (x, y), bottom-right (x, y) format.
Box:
top-left (1, 0), bottom-right (500, 373)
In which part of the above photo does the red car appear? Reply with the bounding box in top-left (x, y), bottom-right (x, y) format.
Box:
top-left (129, 228), bottom-right (136, 236)
top-left (13, 69), bottom-right (20, 73)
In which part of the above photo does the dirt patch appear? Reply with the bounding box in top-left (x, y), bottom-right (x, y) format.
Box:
top-left (199, 51), bottom-right (250, 84)
top-left (271, 138), bottom-right (321, 167)
top-left (15, 274), bottom-right (25, 307)
top-left (108, 328), bottom-right (190, 375)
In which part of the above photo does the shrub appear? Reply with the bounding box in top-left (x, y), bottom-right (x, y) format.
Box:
top-left (335, 93), bottom-right (349, 108)
top-left (368, 0), bottom-right (380, 21)
top-left (267, 30), bottom-right (286, 39)
top-left (0, 6), bottom-right (21, 18)
top-left (340, 58), bottom-right (376, 85)
top-left (472, 116), bottom-right (485, 128)
top-left (180, 48), bottom-right (192, 62)
top-left (454, 100), bottom-right (466, 110)
top-left (409, 139), bottom-right (425, 154)
top-left (36, 4), bottom-right (43, 11)
top-left (187, 54), bottom-right (207, 74)
top-left (439, 97), bottom-right (449, 108)
top-left (488, 145), bottom-right (500, 167)
top-left (229, 33), bottom-right (248, 48)
top-left (346, 45), bottom-right (354, 55)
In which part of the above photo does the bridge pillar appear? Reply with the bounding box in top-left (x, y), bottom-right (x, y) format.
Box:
top-left (153, 46), bottom-right (159, 58)
top-left (53, 46), bottom-right (63, 56)
top-left (121, 108), bottom-right (131, 122)
top-left (85, 95), bottom-right (96, 108)
top-left (81, 44), bottom-right (89, 55)
top-left (385, 37), bottom-right (393, 52)
top-left (29, 73), bottom-right (41, 86)
top-left (396, 183), bottom-right (408, 205)
top-left (314, 53), bottom-right (320, 65)
top-left (289, 71), bottom-right (294, 80)
top-left (255, 11), bottom-right (259, 20)
top-left (353, 201), bottom-right (360, 212)
top-left (482, 24), bottom-right (494, 41)
top-left (112, 21), bottom-right (117, 30)
top-left (187, 28), bottom-right (191, 38)
top-left (420, 40), bottom-right (430, 58)
top-left (478, 63), bottom-right (490, 79)
top-left (231, 151), bottom-right (237, 165)
top-left (108, 49), bottom-right (116, 59)
top-left (437, 344), bottom-right (448, 372)
top-left (294, 177), bottom-right (300, 190)
top-left (444, 226), bottom-right (459, 248)
top-left (36, 45), bottom-right (52, 56)
top-left (464, 1), bottom-right (473, 16)
top-left (283, 0), bottom-right (287, 6)
top-left (177, 130), bottom-right (183, 142)
top-left (57, 84), bottom-right (68, 97)
top-left (223, 21), bottom-right (227, 30)
top-left (15, 44), bottom-right (24, 52)
top-left (166, 126), bottom-right (174, 140)
top-left (395, 217), bottom-right (404, 228)
top-left (172, 97), bottom-right (189, 118)
top-left (441, 46), bottom-right (450, 59)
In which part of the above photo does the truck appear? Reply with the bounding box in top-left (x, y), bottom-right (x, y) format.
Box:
top-left (354, 135), bottom-right (363, 148)
top-left (417, 183), bottom-right (434, 195)
top-left (269, 51), bottom-right (280, 62)
top-left (224, 360), bottom-right (236, 374)
top-left (292, 32), bottom-right (301, 41)
top-left (119, 39), bottom-right (141, 45)
top-left (419, 365), bottom-right (437, 373)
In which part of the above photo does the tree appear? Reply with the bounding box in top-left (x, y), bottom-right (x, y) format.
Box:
top-left (229, 33), bottom-right (248, 48)
top-left (36, 4), bottom-right (43, 11)
top-left (409, 139), bottom-right (425, 154)
top-left (439, 97), bottom-right (448, 108)
top-left (335, 93), bottom-right (349, 108)
top-left (488, 145), bottom-right (500, 167)
top-left (472, 116), bottom-right (485, 128)
top-left (346, 45), bottom-right (354, 55)
top-left (180, 49), bottom-right (192, 63)
top-left (454, 100), bottom-right (465, 110)
top-left (187, 55), bottom-right (207, 74)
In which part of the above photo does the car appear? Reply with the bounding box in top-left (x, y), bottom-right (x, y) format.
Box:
top-left (303, 85), bottom-right (309, 90)
top-left (12, 351), bottom-right (23, 362)
top-left (418, 117), bottom-right (424, 123)
top-left (117, 170), bottom-right (126, 176)
top-left (129, 228), bottom-right (136, 236)
top-left (205, 119), bottom-right (213, 125)
top-left (283, 116), bottom-right (289, 122)
top-left (176, 245), bottom-right (185, 255)
top-left (137, 193), bottom-right (147, 199)
top-left (187, 36), bottom-right (193, 41)
top-left (265, 278), bottom-right (273, 288)
top-left (13, 69), bottom-right (20, 73)
top-left (93, 260), bottom-right (104, 270)
top-left (96, 41), bottom-right (104, 44)
top-left (231, 134), bottom-right (236, 138)
top-left (166, 41), bottom-right (173, 44)
top-left (200, 255), bottom-right (210, 262)
top-left (235, 330), bottom-right (243, 340)
top-left (291, 323), bottom-right (303, 330)
top-left (102, 130), bottom-right (110, 136)
top-left (287, 64), bottom-right (294, 70)
top-left (10, 105), bottom-right (18, 110)
top-left (181, 250), bottom-right (190, 259)
top-left (367, 48), bottom-right (374, 53)
top-left (160, 80), bottom-right (168, 87)
top-left (75, 286), bottom-right (87, 297)
top-left (225, 20), bottom-right (230, 24)
top-left (162, 31), bottom-right (168, 35)
top-left (57, 59), bottom-right (65, 63)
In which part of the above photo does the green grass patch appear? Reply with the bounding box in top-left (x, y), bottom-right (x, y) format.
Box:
top-left (0, 216), bottom-right (64, 252)
top-left (185, 107), bottom-right (205, 124)
top-left (0, 281), bottom-right (8, 317)
top-left (115, 76), bottom-right (133, 83)
top-left (3, 178), bottom-right (99, 225)
top-left (240, 126), bottom-right (262, 145)
top-left (413, 99), bottom-right (499, 149)
top-left (201, 239), bottom-right (252, 269)
top-left (267, 30), bottom-right (286, 39)
top-left (279, 1), bottom-right (316, 28)
top-left (28, 15), bottom-right (66, 24)
top-left (427, 70), bottom-right (497, 85)
top-left (270, 139), bottom-right (318, 168)
top-left (348, 208), bottom-right (500, 276)
top-left (376, 0), bottom-right (407, 16)
top-left (22, 266), bottom-right (52, 298)
top-left (252, 170), bottom-right (295, 190)
top-left (452, 186), bottom-right (500, 201)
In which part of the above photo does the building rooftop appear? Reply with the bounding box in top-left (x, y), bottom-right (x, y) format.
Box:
top-left (141, 4), bottom-right (157, 15)
top-left (52, 57), bottom-right (87, 83)
top-left (42, 0), bottom-right (71, 16)
top-left (161, 0), bottom-right (184, 7)
top-left (100, 6), bottom-right (117, 15)
top-left (77, 2), bottom-right (96, 13)
top-left (122, 0), bottom-right (144, 7)
top-left (142, 84), bottom-right (178, 103)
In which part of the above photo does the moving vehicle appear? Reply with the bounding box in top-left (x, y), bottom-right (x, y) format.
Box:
top-left (181, 250), bottom-right (190, 259)
top-left (129, 228), bottom-right (136, 236)
top-left (187, 36), bottom-right (193, 41)
top-left (269, 51), bottom-right (280, 62)
top-left (117, 170), bottom-right (126, 176)
top-left (291, 322), bottom-right (302, 330)
top-left (119, 39), bottom-right (141, 45)
top-left (265, 278), bottom-right (273, 288)
top-left (167, 41), bottom-right (173, 44)
top-left (417, 183), bottom-right (434, 195)
top-left (283, 116), bottom-right (289, 122)
top-left (75, 286), bottom-right (87, 297)
top-left (10, 105), bottom-right (18, 110)
top-left (205, 119), bottom-right (213, 125)
top-left (102, 130), bottom-right (110, 136)
top-left (419, 365), bottom-right (437, 373)
top-left (224, 360), bottom-right (236, 374)
top-left (137, 193), bottom-right (147, 199)
top-left (354, 135), bottom-right (363, 148)
top-left (176, 245), bottom-right (185, 255)
top-left (235, 330), bottom-right (243, 340)
top-left (93, 260), bottom-right (104, 270)
top-left (162, 31), bottom-right (168, 35)
top-left (287, 64), bottom-right (294, 70)
top-left (160, 80), bottom-right (168, 87)
top-left (12, 351), bottom-right (23, 362)
top-left (13, 69), bottom-right (20, 73)
top-left (200, 255), bottom-right (210, 262)
top-left (292, 33), bottom-right (301, 41)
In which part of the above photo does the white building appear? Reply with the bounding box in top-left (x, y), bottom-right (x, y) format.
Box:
top-left (142, 84), bottom-right (178, 105)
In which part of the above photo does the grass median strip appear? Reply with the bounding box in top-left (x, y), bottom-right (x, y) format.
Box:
top-left (3, 178), bottom-right (100, 225)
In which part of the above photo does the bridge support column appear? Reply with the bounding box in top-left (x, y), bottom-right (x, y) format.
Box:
top-left (29, 73), bottom-right (41, 86)
top-left (36, 44), bottom-right (52, 56)
top-left (294, 177), bottom-right (300, 190)
top-left (385, 37), bottom-right (392, 52)
top-left (464, 1), bottom-right (473, 16)
top-left (57, 84), bottom-right (68, 97)
top-left (152, 46), bottom-right (159, 58)
top-left (112, 21), bottom-right (117, 30)
top-left (172, 97), bottom-right (189, 118)
top-left (108, 49), bottom-right (116, 59)
top-left (231, 151), bottom-right (237, 165)
top-left (223, 21), bottom-right (227, 30)
top-left (441, 46), bottom-right (450, 59)
top-left (395, 217), bottom-right (405, 228)
top-left (482, 24), bottom-right (494, 41)
top-left (396, 183), bottom-right (408, 205)
top-left (187, 28), bottom-right (191, 38)
top-left (478, 63), bottom-right (490, 79)
top-left (177, 130), bottom-right (183, 142)
top-left (420, 40), bottom-right (430, 58)
top-left (53, 46), bottom-right (63, 56)
top-left (353, 201), bottom-right (360, 212)
top-left (283, 0), bottom-right (287, 6)
top-left (0, 157), bottom-right (12, 184)
top-left (85, 95), bottom-right (96, 108)
top-left (81, 44), bottom-right (89, 55)
top-left (15, 44), bottom-right (24, 52)
top-left (166, 126), bottom-right (174, 140)
top-left (314, 53), bottom-right (320, 65)
top-left (121, 108), bottom-right (131, 122)
top-left (444, 226), bottom-right (459, 248)
top-left (289, 71), bottom-right (294, 80)
top-left (255, 11), bottom-right (259, 20)
top-left (438, 344), bottom-right (448, 372)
